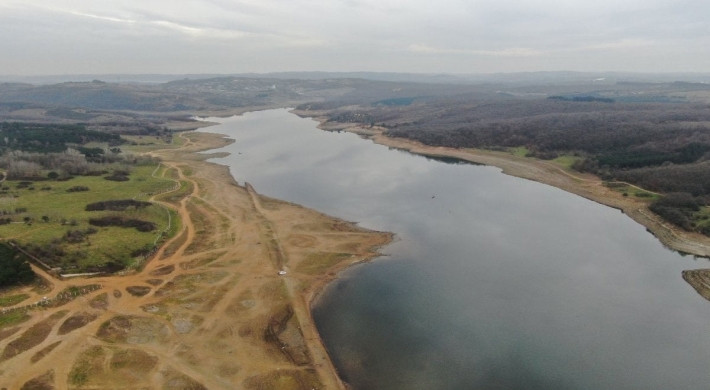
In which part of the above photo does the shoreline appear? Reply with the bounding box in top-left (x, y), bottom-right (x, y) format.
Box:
top-left (0, 117), bottom-right (392, 388)
top-left (292, 110), bottom-right (710, 260)
top-left (186, 122), bottom-right (394, 389)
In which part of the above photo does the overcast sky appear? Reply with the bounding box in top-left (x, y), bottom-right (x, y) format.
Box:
top-left (1, 0), bottom-right (708, 75)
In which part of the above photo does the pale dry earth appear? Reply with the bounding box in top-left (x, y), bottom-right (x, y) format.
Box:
top-left (0, 130), bottom-right (391, 389)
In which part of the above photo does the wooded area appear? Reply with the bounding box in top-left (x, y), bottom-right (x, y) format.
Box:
top-left (312, 87), bottom-right (710, 235)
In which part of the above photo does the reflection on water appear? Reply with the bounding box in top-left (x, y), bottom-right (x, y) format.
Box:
top-left (422, 154), bottom-right (484, 165)
top-left (204, 109), bottom-right (710, 390)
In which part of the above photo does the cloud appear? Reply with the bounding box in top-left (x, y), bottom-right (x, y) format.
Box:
top-left (407, 44), bottom-right (543, 57)
top-left (0, 0), bottom-right (708, 74)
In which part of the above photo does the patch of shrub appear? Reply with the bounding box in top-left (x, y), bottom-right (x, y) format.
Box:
top-left (0, 244), bottom-right (35, 287)
top-left (88, 216), bottom-right (156, 232)
top-left (67, 186), bottom-right (90, 192)
top-left (85, 199), bottom-right (152, 211)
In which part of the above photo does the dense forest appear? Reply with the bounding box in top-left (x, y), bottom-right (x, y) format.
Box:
top-left (0, 122), bottom-right (123, 153)
top-left (0, 244), bottom-right (35, 287)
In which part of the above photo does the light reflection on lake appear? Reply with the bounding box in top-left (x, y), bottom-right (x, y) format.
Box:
top-left (203, 108), bottom-right (710, 390)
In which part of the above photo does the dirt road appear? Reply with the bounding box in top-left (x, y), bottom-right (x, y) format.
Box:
top-left (0, 131), bottom-right (391, 389)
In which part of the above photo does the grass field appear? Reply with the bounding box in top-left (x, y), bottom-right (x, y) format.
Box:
top-left (552, 154), bottom-right (582, 169)
top-left (0, 164), bottom-right (178, 271)
top-left (118, 134), bottom-right (184, 154)
top-left (694, 207), bottom-right (710, 232)
top-left (508, 146), bottom-right (530, 157)
top-left (604, 182), bottom-right (660, 201)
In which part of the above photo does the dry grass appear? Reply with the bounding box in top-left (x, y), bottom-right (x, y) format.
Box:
top-left (161, 367), bottom-right (207, 390)
top-left (20, 369), bottom-right (54, 390)
top-left (30, 340), bottom-right (61, 363)
top-left (125, 286), bottom-right (152, 297)
top-left (1, 310), bottom-right (67, 361)
top-left (242, 369), bottom-right (321, 390)
top-left (295, 252), bottom-right (351, 275)
top-left (58, 311), bottom-right (99, 335)
top-left (89, 292), bottom-right (108, 310)
top-left (68, 345), bottom-right (106, 386)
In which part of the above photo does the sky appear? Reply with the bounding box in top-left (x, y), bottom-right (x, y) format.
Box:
top-left (0, 0), bottom-right (708, 75)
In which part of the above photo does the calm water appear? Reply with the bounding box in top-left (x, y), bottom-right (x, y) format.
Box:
top-left (203, 109), bottom-right (710, 390)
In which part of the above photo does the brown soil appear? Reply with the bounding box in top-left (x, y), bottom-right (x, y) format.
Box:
top-left (0, 129), bottom-right (391, 389)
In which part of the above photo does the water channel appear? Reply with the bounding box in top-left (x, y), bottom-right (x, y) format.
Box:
top-left (203, 108), bottom-right (710, 390)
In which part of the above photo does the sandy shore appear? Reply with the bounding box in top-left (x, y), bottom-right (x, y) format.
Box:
top-left (0, 128), bottom-right (391, 389)
top-left (292, 110), bottom-right (710, 260)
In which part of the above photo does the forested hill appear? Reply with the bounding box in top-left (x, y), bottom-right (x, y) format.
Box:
top-left (303, 81), bottom-right (710, 235)
top-left (2, 75), bottom-right (710, 235)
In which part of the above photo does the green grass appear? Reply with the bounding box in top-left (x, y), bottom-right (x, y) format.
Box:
top-left (155, 180), bottom-right (192, 205)
top-left (552, 154), bottom-right (582, 169)
top-left (0, 310), bottom-right (31, 328)
top-left (508, 146), bottom-right (530, 157)
top-left (0, 294), bottom-right (30, 307)
top-left (693, 206), bottom-right (710, 232)
top-left (0, 164), bottom-right (179, 271)
top-left (604, 182), bottom-right (660, 201)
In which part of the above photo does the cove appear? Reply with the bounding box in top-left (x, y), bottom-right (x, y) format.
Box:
top-left (202, 108), bottom-right (710, 390)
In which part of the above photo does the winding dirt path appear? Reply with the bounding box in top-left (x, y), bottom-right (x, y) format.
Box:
top-left (0, 130), bottom-right (391, 389)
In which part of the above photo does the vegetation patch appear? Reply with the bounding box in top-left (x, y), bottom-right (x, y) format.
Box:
top-left (0, 310), bottom-right (31, 329)
top-left (68, 345), bottom-right (106, 386)
top-left (104, 170), bottom-right (130, 182)
top-left (1, 310), bottom-right (67, 361)
top-left (0, 293), bottom-right (30, 307)
top-left (85, 199), bottom-right (152, 211)
top-left (155, 179), bottom-right (192, 206)
top-left (149, 264), bottom-right (175, 276)
top-left (125, 286), bottom-right (152, 297)
top-left (58, 311), bottom-right (99, 335)
top-left (184, 202), bottom-right (216, 254)
top-left (88, 216), bottom-right (156, 232)
top-left (66, 185), bottom-right (90, 192)
top-left (96, 315), bottom-right (169, 344)
top-left (0, 164), bottom-right (176, 271)
top-left (20, 369), bottom-right (55, 390)
top-left (650, 193), bottom-right (703, 232)
top-left (89, 292), bottom-right (109, 310)
top-left (30, 340), bottom-right (62, 363)
top-left (0, 244), bottom-right (35, 288)
top-left (146, 278), bottom-right (163, 286)
top-left (110, 348), bottom-right (158, 374)
top-left (160, 227), bottom-right (188, 259)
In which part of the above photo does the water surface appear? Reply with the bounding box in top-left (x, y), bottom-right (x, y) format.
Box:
top-left (204, 109), bottom-right (710, 390)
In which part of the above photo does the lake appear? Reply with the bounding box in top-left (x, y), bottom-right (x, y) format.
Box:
top-left (203, 108), bottom-right (710, 390)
